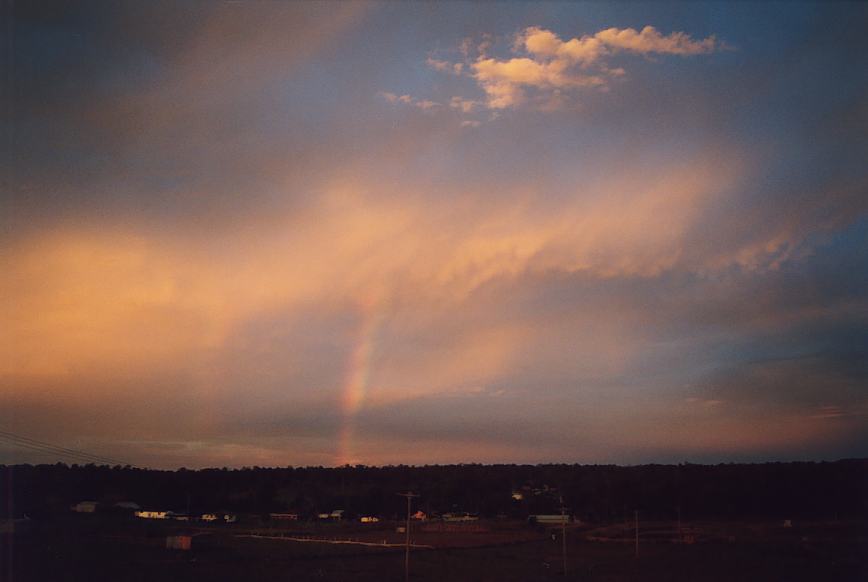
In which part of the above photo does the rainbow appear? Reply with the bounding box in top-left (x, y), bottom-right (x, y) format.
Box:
top-left (336, 299), bottom-right (383, 466)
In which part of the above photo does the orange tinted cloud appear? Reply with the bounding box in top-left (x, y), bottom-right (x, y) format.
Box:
top-left (422, 25), bottom-right (722, 111)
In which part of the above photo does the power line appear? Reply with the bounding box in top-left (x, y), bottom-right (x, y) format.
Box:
top-left (0, 430), bottom-right (120, 463)
top-left (0, 433), bottom-right (123, 465)
top-left (0, 429), bottom-right (124, 462)
top-left (0, 430), bottom-right (129, 466)
top-left (0, 438), bottom-right (106, 464)
top-left (0, 431), bottom-right (127, 465)
top-left (0, 435), bottom-right (125, 466)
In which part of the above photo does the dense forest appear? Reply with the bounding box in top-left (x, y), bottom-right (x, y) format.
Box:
top-left (4, 460), bottom-right (867, 522)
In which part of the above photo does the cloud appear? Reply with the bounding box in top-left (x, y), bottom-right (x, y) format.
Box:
top-left (589, 26), bottom-right (717, 57)
top-left (519, 25), bottom-right (719, 63)
top-left (472, 56), bottom-right (607, 109)
top-left (427, 57), bottom-right (463, 75)
top-left (450, 96), bottom-right (481, 113)
top-left (392, 24), bottom-right (718, 116)
top-left (380, 91), bottom-right (441, 112)
top-left (422, 25), bottom-right (721, 111)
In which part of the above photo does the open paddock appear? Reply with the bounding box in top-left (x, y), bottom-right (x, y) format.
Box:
top-left (4, 517), bottom-right (866, 581)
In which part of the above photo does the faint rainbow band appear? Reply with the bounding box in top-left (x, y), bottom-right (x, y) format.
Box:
top-left (336, 300), bottom-right (383, 466)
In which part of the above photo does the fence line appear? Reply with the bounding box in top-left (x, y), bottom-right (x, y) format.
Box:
top-left (235, 533), bottom-right (434, 549)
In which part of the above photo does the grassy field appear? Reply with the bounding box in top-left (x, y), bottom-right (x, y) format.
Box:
top-left (4, 517), bottom-right (867, 581)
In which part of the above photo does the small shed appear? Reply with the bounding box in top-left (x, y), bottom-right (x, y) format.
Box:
top-left (72, 501), bottom-right (98, 513)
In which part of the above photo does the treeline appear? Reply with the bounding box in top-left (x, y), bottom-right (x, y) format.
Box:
top-left (3, 460), bottom-right (867, 522)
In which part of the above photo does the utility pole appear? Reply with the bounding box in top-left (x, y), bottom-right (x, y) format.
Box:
top-left (634, 510), bottom-right (639, 558)
top-left (397, 492), bottom-right (419, 582)
top-left (559, 497), bottom-right (569, 575)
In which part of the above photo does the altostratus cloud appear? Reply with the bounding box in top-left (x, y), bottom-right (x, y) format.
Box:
top-left (384, 25), bottom-right (722, 116)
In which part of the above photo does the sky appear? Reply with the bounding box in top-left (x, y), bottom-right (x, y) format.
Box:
top-left (2, 1), bottom-right (867, 469)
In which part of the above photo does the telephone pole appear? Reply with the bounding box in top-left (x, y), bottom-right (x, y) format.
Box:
top-left (634, 510), bottom-right (639, 558)
top-left (559, 497), bottom-right (569, 575)
top-left (397, 492), bottom-right (419, 582)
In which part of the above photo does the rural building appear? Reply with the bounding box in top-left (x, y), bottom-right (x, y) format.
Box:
top-left (135, 510), bottom-right (169, 519)
top-left (200, 512), bottom-right (236, 523)
top-left (443, 512), bottom-right (479, 522)
top-left (71, 501), bottom-right (98, 513)
top-left (529, 514), bottom-right (572, 525)
top-left (0, 517), bottom-right (31, 534)
top-left (113, 501), bottom-right (140, 511)
top-left (166, 535), bottom-right (192, 550)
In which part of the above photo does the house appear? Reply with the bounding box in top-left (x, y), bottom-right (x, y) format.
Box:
top-left (529, 514), bottom-right (572, 525)
top-left (71, 501), bottom-right (98, 513)
top-left (443, 512), bottom-right (479, 522)
top-left (0, 517), bottom-right (31, 534)
top-left (114, 501), bottom-right (141, 511)
top-left (135, 510), bottom-right (169, 519)
top-left (200, 512), bottom-right (236, 523)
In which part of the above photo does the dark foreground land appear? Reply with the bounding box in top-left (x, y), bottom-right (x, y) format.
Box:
top-left (4, 516), bottom-right (867, 582)
top-left (3, 461), bottom-right (867, 581)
